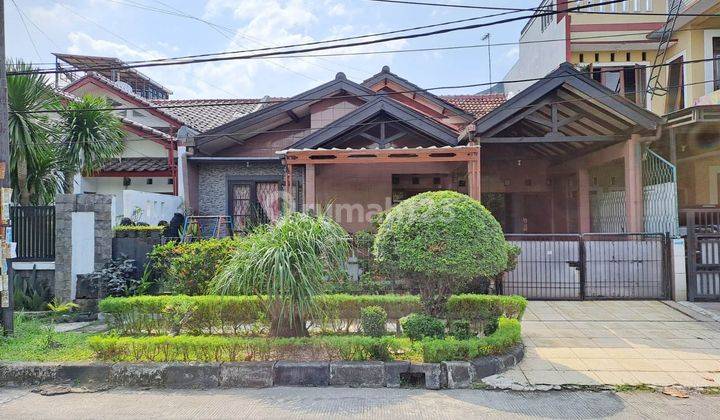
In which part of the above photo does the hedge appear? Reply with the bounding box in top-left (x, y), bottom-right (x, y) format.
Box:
top-left (88, 317), bottom-right (521, 363)
top-left (421, 317), bottom-right (521, 363)
top-left (99, 294), bottom-right (526, 336)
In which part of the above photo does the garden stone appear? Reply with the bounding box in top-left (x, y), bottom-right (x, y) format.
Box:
top-left (329, 362), bottom-right (384, 388)
top-left (220, 362), bottom-right (274, 388)
top-left (0, 363), bottom-right (60, 386)
top-left (472, 356), bottom-right (504, 380)
top-left (165, 363), bottom-right (221, 389)
top-left (442, 361), bottom-right (474, 389)
top-left (111, 363), bottom-right (168, 388)
top-left (384, 361), bottom-right (410, 388)
top-left (57, 363), bottom-right (112, 386)
top-left (409, 363), bottom-right (445, 390)
top-left (273, 362), bottom-right (329, 387)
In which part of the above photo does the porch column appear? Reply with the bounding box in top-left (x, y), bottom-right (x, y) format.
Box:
top-left (285, 164), bottom-right (294, 212)
top-left (624, 134), bottom-right (644, 232)
top-left (577, 167), bottom-right (591, 233)
top-left (467, 146), bottom-right (481, 201)
top-left (305, 163), bottom-right (316, 214)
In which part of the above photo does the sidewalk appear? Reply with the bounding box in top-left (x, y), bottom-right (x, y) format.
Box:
top-left (485, 301), bottom-right (720, 389)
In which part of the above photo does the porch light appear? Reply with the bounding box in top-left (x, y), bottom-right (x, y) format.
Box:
top-left (516, 159), bottom-right (522, 166)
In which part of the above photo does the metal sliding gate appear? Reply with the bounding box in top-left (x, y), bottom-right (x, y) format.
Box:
top-left (684, 209), bottom-right (720, 301)
top-left (503, 233), bottom-right (671, 300)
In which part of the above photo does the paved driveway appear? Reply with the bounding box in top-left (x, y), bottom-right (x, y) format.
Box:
top-left (489, 301), bottom-right (720, 388)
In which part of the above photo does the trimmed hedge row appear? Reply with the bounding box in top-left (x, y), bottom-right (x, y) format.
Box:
top-left (88, 317), bottom-right (521, 363)
top-left (99, 294), bottom-right (526, 336)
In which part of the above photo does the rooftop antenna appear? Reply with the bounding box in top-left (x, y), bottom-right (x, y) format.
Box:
top-left (482, 33), bottom-right (492, 84)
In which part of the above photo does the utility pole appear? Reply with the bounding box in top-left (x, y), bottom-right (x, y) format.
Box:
top-left (482, 33), bottom-right (492, 84)
top-left (0, 0), bottom-right (13, 335)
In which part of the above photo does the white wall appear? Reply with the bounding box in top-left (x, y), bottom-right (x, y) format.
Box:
top-left (121, 190), bottom-right (183, 225)
top-left (503, 14), bottom-right (567, 96)
top-left (82, 177), bottom-right (174, 224)
top-left (70, 212), bottom-right (95, 300)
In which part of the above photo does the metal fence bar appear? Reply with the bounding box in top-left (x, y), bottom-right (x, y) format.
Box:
top-left (10, 206), bottom-right (55, 261)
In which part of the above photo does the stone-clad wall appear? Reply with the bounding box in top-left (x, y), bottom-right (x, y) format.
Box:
top-left (197, 162), bottom-right (304, 216)
top-left (54, 194), bottom-right (113, 301)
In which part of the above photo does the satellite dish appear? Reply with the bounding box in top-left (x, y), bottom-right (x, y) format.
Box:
top-left (115, 81), bottom-right (133, 94)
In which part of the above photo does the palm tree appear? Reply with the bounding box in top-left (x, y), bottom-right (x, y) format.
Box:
top-left (6, 61), bottom-right (60, 205)
top-left (60, 95), bottom-right (126, 193)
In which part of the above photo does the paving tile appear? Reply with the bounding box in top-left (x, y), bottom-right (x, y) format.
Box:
top-left (580, 358), bottom-right (626, 372)
top-left (593, 371), bottom-right (641, 386)
top-left (524, 370), bottom-right (567, 386)
top-left (549, 358), bottom-right (589, 371)
top-left (590, 338), bottom-right (632, 348)
top-left (616, 358), bottom-right (660, 372)
top-left (632, 371), bottom-right (676, 386)
top-left (635, 348), bottom-right (677, 359)
top-left (669, 372), bottom-right (719, 387)
top-left (670, 349), bottom-right (720, 360)
top-left (570, 347), bottom-right (609, 359)
top-left (684, 359), bottom-right (720, 372)
top-left (498, 368), bottom-right (529, 386)
top-left (667, 338), bottom-right (715, 349)
top-left (518, 357), bottom-right (556, 371)
top-left (534, 347), bottom-right (576, 359)
top-left (601, 348), bottom-right (643, 359)
top-left (560, 371), bottom-right (600, 386)
top-left (649, 359), bottom-right (696, 373)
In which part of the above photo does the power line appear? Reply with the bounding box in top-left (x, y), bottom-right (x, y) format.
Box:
top-left (9, 0), bottom-right (626, 76)
top-left (369, 0), bottom-right (720, 17)
top-left (11, 0), bottom-right (41, 59)
top-left (15, 55), bottom-right (720, 115)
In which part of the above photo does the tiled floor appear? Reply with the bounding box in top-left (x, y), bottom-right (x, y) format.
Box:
top-left (491, 301), bottom-right (720, 388)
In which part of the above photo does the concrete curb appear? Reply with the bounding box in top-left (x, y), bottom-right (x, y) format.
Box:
top-left (0, 344), bottom-right (523, 390)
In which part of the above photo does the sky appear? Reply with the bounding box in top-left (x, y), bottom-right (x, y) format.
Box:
top-left (6, 0), bottom-right (542, 99)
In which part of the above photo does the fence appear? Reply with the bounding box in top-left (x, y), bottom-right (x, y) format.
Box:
top-left (10, 206), bottom-right (55, 262)
top-left (503, 233), bottom-right (671, 300)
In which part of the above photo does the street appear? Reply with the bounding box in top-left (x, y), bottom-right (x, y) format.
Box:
top-left (0, 387), bottom-right (718, 419)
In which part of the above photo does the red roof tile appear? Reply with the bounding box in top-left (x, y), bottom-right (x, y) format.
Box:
top-left (439, 94), bottom-right (507, 118)
top-left (100, 157), bottom-right (169, 173)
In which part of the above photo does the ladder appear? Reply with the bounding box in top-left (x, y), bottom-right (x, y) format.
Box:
top-left (646, 0), bottom-right (684, 97)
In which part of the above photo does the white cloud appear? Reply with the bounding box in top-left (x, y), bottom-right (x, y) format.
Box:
top-left (67, 32), bottom-right (164, 61)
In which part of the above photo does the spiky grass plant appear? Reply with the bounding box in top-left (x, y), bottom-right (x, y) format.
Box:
top-left (214, 212), bottom-right (350, 337)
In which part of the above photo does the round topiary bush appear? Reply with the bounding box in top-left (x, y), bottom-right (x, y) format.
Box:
top-left (373, 191), bottom-right (515, 315)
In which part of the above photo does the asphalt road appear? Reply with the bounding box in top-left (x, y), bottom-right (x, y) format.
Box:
top-left (1, 387), bottom-right (718, 419)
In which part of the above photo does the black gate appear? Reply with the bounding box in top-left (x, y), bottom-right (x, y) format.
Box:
top-left (10, 206), bottom-right (56, 261)
top-left (503, 233), bottom-right (671, 300)
top-left (684, 209), bottom-right (720, 301)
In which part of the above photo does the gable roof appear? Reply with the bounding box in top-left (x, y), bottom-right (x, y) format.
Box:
top-left (289, 96), bottom-right (459, 149)
top-left (442, 94), bottom-right (506, 118)
top-left (63, 72), bottom-right (184, 127)
top-left (362, 66), bottom-right (475, 121)
top-left (469, 62), bottom-right (661, 139)
top-left (150, 98), bottom-right (264, 132)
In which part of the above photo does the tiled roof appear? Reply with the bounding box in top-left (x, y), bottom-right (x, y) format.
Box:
top-left (100, 157), bottom-right (169, 173)
top-left (150, 99), bottom-right (263, 132)
top-left (150, 94), bottom-right (505, 132)
top-left (440, 94), bottom-right (507, 118)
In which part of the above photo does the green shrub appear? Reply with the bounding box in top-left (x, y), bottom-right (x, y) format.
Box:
top-left (373, 191), bottom-right (516, 315)
top-left (113, 225), bottom-right (164, 232)
top-left (449, 320), bottom-right (473, 340)
top-left (147, 237), bottom-right (246, 295)
top-left (401, 313), bottom-right (445, 341)
top-left (446, 294), bottom-right (526, 333)
top-left (89, 335), bottom-right (407, 362)
top-left (421, 317), bottom-right (521, 363)
top-left (360, 306), bottom-right (387, 337)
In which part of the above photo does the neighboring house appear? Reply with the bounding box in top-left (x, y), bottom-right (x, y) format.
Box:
top-left (179, 64), bottom-right (666, 237)
top-left (56, 54), bottom-right (183, 220)
top-left (503, 1), bottom-right (720, 215)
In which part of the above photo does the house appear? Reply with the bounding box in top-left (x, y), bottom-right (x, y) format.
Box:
top-left (179, 64), bottom-right (667, 237)
top-left (56, 54), bottom-right (183, 222)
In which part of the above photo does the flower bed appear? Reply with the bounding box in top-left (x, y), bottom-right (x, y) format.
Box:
top-left (88, 318), bottom-right (521, 363)
top-left (98, 294), bottom-right (526, 336)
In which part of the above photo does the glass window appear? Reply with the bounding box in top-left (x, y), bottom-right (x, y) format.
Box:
top-left (713, 37), bottom-right (720, 91)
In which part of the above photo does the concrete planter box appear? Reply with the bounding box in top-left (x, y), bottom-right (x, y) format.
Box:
top-left (0, 344), bottom-right (523, 390)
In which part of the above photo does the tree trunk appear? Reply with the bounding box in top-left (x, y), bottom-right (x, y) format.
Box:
top-left (418, 276), bottom-right (452, 318)
top-left (268, 301), bottom-right (308, 337)
top-left (62, 170), bottom-right (74, 194)
top-left (16, 155), bottom-right (30, 205)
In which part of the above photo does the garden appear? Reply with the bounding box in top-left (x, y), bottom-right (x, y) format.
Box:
top-left (2, 191), bottom-right (526, 372)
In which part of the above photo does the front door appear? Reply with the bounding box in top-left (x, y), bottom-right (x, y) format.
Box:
top-left (229, 180), bottom-right (280, 232)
